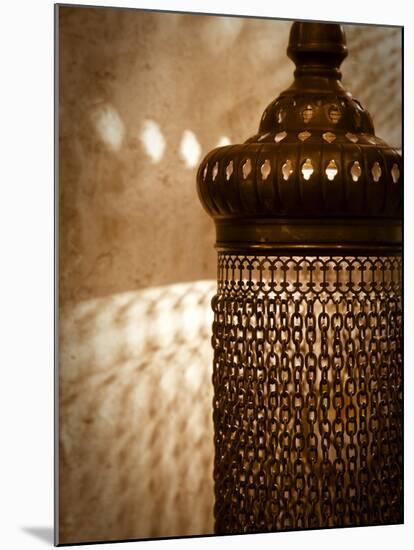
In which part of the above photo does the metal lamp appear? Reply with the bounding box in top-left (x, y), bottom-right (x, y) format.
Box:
top-left (196, 21), bottom-right (402, 533)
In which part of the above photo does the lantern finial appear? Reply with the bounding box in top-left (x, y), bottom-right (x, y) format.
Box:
top-left (287, 22), bottom-right (347, 80)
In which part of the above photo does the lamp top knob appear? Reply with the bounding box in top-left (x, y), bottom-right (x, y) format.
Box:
top-left (287, 22), bottom-right (348, 80)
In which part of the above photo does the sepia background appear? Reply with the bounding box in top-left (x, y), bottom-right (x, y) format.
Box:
top-left (58, 5), bottom-right (402, 544)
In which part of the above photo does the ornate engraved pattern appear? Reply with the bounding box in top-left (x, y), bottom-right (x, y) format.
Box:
top-left (212, 255), bottom-right (402, 533)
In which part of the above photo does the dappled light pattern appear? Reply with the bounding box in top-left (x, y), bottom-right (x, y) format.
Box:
top-left (140, 119), bottom-right (166, 163)
top-left (92, 104), bottom-right (125, 152)
top-left (180, 130), bottom-right (201, 168)
top-left (59, 280), bottom-right (216, 544)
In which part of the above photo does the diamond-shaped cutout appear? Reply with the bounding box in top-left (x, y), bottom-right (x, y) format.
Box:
top-left (346, 133), bottom-right (358, 143)
top-left (298, 131), bottom-right (311, 142)
top-left (323, 132), bottom-right (336, 143)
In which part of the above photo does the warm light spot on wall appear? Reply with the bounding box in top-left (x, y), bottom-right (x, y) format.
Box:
top-left (180, 130), bottom-right (202, 168)
top-left (92, 104), bottom-right (125, 152)
top-left (217, 136), bottom-right (231, 147)
top-left (140, 119), bottom-right (166, 163)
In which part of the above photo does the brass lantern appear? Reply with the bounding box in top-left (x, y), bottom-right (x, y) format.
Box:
top-left (196, 21), bottom-right (402, 533)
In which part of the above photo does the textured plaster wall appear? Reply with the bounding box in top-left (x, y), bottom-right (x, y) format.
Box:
top-left (58, 6), bottom-right (402, 544)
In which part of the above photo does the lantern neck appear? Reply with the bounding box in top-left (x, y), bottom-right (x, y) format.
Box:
top-left (286, 74), bottom-right (346, 94)
top-left (286, 21), bottom-right (347, 92)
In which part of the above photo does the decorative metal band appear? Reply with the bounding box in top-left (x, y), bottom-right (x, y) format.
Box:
top-left (212, 254), bottom-right (402, 533)
top-left (197, 142), bottom-right (402, 221)
top-left (215, 219), bottom-right (402, 251)
top-left (217, 255), bottom-right (402, 298)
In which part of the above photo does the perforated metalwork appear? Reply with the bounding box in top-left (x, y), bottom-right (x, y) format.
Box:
top-left (212, 255), bottom-right (402, 533)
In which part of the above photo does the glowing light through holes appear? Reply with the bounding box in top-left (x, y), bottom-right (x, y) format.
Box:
top-left (350, 161), bottom-right (362, 182)
top-left (212, 162), bottom-right (219, 181)
top-left (301, 158), bottom-right (314, 180)
top-left (302, 105), bottom-right (313, 123)
top-left (226, 160), bottom-right (234, 181)
top-left (325, 160), bottom-right (338, 181)
top-left (282, 160), bottom-right (293, 181)
top-left (260, 160), bottom-right (271, 180)
top-left (242, 159), bottom-right (252, 179)
top-left (371, 162), bottom-right (382, 182)
top-left (140, 119), bottom-right (166, 163)
top-left (275, 131), bottom-right (287, 143)
top-left (180, 130), bottom-right (202, 168)
top-left (323, 132), bottom-right (336, 143)
top-left (391, 163), bottom-right (400, 183)
top-left (298, 131), bottom-right (311, 142)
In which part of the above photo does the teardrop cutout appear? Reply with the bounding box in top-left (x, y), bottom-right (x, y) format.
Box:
top-left (282, 160), bottom-right (293, 181)
top-left (350, 161), bottom-right (362, 182)
top-left (371, 162), bottom-right (382, 182)
top-left (325, 160), bottom-right (338, 181)
top-left (226, 160), bottom-right (234, 181)
top-left (329, 105), bottom-right (341, 124)
top-left (261, 160), bottom-right (271, 180)
top-left (242, 158), bottom-right (252, 179)
top-left (302, 105), bottom-right (313, 123)
top-left (391, 163), bottom-right (400, 183)
top-left (212, 162), bottom-right (219, 181)
top-left (301, 158), bottom-right (314, 181)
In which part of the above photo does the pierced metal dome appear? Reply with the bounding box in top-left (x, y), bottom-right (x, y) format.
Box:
top-left (197, 21), bottom-right (402, 253)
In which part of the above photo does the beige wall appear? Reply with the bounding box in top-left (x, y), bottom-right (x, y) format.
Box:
top-left (58, 6), bottom-right (402, 544)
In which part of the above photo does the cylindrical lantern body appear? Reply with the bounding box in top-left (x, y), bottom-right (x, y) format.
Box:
top-left (197, 22), bottom-right (402, 533)
top-left (212, 253), bottom-right (402, 531)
